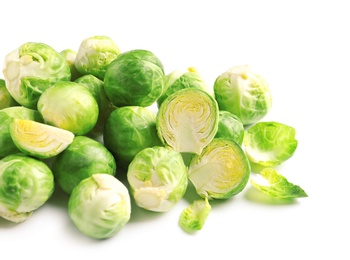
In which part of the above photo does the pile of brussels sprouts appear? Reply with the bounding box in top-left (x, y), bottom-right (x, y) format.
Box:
top-left (0, 35), bottom-right (307, 239)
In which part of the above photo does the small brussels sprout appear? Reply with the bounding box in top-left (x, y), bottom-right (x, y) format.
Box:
top-left (75, 35), bottom-right (121, 80)
top-left (9, 119), bottom-right (74, 159)
top-left (243, 121), bottom-right (298, 167)
top-left (75, 74), bottom-right (115, 137)
top-left (250, 168), bottom-right (308, 199)
top-left (188, 138), bottom-right (251, 199)
top-left (60, 49), bottom-right (83, 81)
top-left (214, 64), bottom-right (272, 126)
top-left (0, 79), bottom-right (18, 109)
top-left (215, 110), bottom-right (245, 146)
top-left (179, 197), bottom-right (211, 232)
top-left (37, 81), bottom-right (99, 136)
top-left (68, 174), bottom-right (131, 239)
top-left (127, 146), bottom-right (188, 212)
top-left (2, 42), bottom-right (71, 109)
top-left (157, 67), bottom-right (209, 107)
top-left (104, 49), bottom-right (164, 107)
top-left (104, 106), bottom-right (163, 169)
top-left (156, 88), bottom-right (219, 155)
top-left (0, 106), bottom-right (43, 159)
top-left (52, 136), bottom-right (116, 194)
top-left (0, 153), bottom-right (54, 223)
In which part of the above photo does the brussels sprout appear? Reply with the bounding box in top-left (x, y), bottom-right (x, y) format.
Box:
top-left (2, 42), bottom-right (71, 109)
top-left (75, 35), bottom-right (121, 80)
top-left (104, 49), bottom-right (164, 107)
top-left (0, 79), bottom-right (18, 109)
top-left (214, 65), bottom-right (272, 126)
top-left (0, 153), bottom-right (54, 223)
top-left (60, 49), bottom-right (82, 81)
top-left (0, 106), bottom-right (43, 159)
top-left (156, 88), bottom-right (219, 155)
top-left (157, 67), bottom-right (209, 107)
top-left (250, 168), bottom-right (308, 199)
top-left (9, 119), bottom-right (74, 159)
top-left (179, 197), bottom-right (211, 232)
top-left (52, 136), bottom-right (116, 194)
top-left (104, 106), bottom-right (163, 169)
top-left (68, 174), bottom-right (131, 239)
top-left (75, 74), bottom-right (115, 137)
top-left (243, 121), bottom-right (298, 167)
top-left (127, 146), bottom-right (188, 212)
top-left (215, 110), bottom-right (245, 146)
top-left (37, 81), bottom-right (99, 136)
top-left (188, 138), bottom-right (250, 199)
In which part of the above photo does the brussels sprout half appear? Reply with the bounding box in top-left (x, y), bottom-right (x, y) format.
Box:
top-left (214, 64), bottom-right (272, 126)
top-left (2, 42), bottom-right (71, 109)
top-left (0, 153), bottom-right (54, 223)
top-left (68, 174), bottom-right (131, 239)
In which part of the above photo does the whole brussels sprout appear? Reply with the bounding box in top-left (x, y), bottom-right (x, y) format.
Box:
top-left (0, 153), bottom-right (54, 223)
top-left (68, 174), bottom-right (131, 239)
top-left (127, 146), bottom-right (188, 212)
top-left (104, 49), bottom-right (164, 107)
top-left (0, 79), bottom-right (18, 109)
top-left (52, 136), bottom-right (117, 194)
top-left (103, 106), bottom-right (162, 169)
top-left (214, 64), bottom-right (272, 126)
top-left (37, 81), bottom-right (99, 136)
top-left (75, 35), bottom-right (121, 80)
top-left (215, 110), bottom-right (245, 146)
top-left (60, 49), bottom-right (83, 81)
top-left (2, 42), bottom-right (71, 109)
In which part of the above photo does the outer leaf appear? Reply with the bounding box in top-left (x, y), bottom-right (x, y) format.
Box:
top-left (179, 197), bottom-right (211, 232)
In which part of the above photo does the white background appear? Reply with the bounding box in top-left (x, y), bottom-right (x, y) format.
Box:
top-left (1, 0), bottom-right (349, 259)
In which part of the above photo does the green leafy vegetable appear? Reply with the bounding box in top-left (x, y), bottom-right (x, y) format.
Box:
top-left (179, 197), bottom-right (211, 232)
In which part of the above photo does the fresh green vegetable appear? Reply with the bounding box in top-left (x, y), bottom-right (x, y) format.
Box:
top-left (37, 81), bottom-right (99, 136)
top-left (179, 197), bottom-right (211, 232)
top-left (0, 106), bottom-right (43, 159)
top-left (214, 64), bottom-right (272, 126)
top-left (68, 174), bottom-right (131, 239)
top-left (60, 49), bottom-right (82, 81)
top-left (104, 49), bottom-right (164, 107)
top-left (0, 78), bottom-right (18, 109)
top-left (2, 42), bottom-right (71, 109)
top-left (156, 88), bottom-right (219, 155)
top-left (52, 136), bottom-right (116, 194)
top-left (0, 153), bottom-right (54, 223)
top-left (127, 146), bottom-right (188, 212)
top-left (157, 67), bottom-right (209, 107)
top-left (188, 138), bottom-right (250, 199)
top-left (250, 168), bottom-right (308, 199)
top-left (103, 106), bottom-right (162, 168)
top-left (215, 110), bottom-right (245, 146)
top-left (243, 121), bottom-right (298, 167)
top-left (74, 35), bottom-right (121, 80)
top-left (9, 119), bottom-right (74, 159)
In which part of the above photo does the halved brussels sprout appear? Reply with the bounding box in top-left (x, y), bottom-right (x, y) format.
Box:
top-left (37, 81), bottom-right (99, 136)
top-left (188, 138), bottom-right (250, 199)
top-left (215, 110), bottom-right (245, 146)
top-left (2, 42), bottom-right (71, 109)
top-left (74, 35), bottom-right (121, 80)
top-left (104, 49), bottom-right (164, 107)
top-left (127, 146), bottom-right (188, 212)
top-left (103, 106), bottom-right (162, 169)
top-left (9, 119), bottom-right (74, 159)
top-left (0, 78), bottom-right (18, 109)
top-left (179, 197), bottom-right (211, 232)
top-left (156, 88), bottom-right (219, 155)
top-left (52, 136), bottom-right (116, 194)
top-left (157, 67), bottom-right (209, 107)
top-left (214, 64), bottom-right (272, 126)
top-left (0, 106), bottom-right (43, 159)
top-left (68, 174), bottom-right (131, 239)
top-left (0, 153), bottom-right (54, 223)
top-left (60, 49), bottom-right (82, 81)
top-left (250, 168), bottom-right (308, 199)
top-left (243, 121), bottom-right (298, 167)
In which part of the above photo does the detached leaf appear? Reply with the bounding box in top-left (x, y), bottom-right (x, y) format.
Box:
top-left (250, 168), bottom-right (308, 199)
top-left (179, 198), bottom-right (211, 232)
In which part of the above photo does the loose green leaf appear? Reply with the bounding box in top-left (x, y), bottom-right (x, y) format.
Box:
top-left (179, 197), bottom-right (211, 232)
